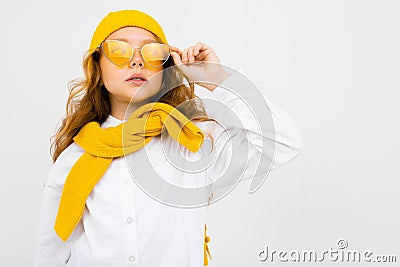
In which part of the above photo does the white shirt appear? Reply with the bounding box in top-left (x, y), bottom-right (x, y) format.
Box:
top-left (34, 69), bottom-right (303, 267)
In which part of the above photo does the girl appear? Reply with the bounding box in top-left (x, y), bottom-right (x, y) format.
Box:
top-left (34, 9), bottom-right (303, 267)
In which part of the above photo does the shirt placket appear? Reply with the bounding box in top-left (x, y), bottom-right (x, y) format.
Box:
top-left (119, 158), bottom-right (140, 266)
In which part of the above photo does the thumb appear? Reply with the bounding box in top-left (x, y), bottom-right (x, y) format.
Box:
top-left (170, 51), bottom-right (189, 77)
top-left (170, 51), bottom-right (182, 65)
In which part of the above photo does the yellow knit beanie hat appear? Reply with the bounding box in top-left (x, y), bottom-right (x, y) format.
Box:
top-left (89, 10), bottom-right (168, 51)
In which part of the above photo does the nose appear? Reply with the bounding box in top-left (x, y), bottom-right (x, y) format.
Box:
top-left (130, 48), bottom-right (144, 68)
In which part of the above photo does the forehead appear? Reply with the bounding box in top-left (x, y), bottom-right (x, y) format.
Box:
top-left (106, 26), bottom-right (158, 43)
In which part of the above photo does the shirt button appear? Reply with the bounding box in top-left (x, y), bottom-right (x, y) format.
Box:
top-left (124, 180), bottom-right (130, 186)
top-left (129, 255), bottom-right (135, 262)
top-left (127, 217), bottom-right (133, 223)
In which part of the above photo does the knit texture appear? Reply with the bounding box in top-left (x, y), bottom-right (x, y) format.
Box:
top-left (90, 10), bottom-right (168, 51)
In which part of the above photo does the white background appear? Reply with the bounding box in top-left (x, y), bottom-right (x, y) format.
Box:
top-left (1, 0), bottom-right (399, 266)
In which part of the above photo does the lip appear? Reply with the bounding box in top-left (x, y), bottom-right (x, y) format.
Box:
top-left (126, 73), bottom-right (147, 86)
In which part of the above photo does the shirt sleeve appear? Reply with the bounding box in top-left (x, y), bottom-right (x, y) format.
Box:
top-left (200, 68), bottom-right (303, 194)
top-left (33, 144), bottom-right (84, 267)
top-left (33, 183), bottom-right (72, 267)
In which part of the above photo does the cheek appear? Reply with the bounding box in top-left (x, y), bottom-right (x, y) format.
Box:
top-left (152, 71), bottom-right (164, 88)
top-left (99, 58), bottom-right (112, 85)
top-left (145, 70), bottom-right (164, 93)
top-left (99, 59), bottom-right (124, 89)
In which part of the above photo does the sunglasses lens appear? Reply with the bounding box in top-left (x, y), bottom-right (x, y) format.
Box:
top-left (141, 43), bottom-right (170, 67)
top-left (102, 40), bottom-right (132, 65)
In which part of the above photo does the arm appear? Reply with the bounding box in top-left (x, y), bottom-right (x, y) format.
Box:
top-left (34, 183), bottom-right (72, 267)
top-left (34, 144), bottom-right (84, 266)
top-left (202, 68), bottom-right (303, 194)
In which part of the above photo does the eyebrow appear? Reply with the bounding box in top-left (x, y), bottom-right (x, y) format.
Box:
top-left (111, 38), bottom-right (158, 44)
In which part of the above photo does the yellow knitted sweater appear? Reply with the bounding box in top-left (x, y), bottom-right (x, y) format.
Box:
top-left (53, 102), bottom-right (212, 265)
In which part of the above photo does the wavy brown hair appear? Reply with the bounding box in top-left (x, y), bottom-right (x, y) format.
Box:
top-left (50, 36), bottom-right (217, 162)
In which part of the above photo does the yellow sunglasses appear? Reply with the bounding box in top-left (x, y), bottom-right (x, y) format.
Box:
top-left (98, 40), bottom-right (171, 67)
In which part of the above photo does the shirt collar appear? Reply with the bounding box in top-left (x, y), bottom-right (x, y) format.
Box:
top-left (101, 114), bottom-right (126, 128)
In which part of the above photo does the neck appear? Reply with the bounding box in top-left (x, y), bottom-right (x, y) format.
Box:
top-left (110, 99), bottom-right (152, 121)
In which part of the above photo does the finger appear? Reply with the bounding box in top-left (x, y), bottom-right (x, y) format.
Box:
top-left (169, 45), bottom-right (182, 55)
top-left (193, 42), bottom-right (209, 55)
top-left (181, 48), bottom-right (189, 64)
top-left (170, 51), bottom-right (182, 65)
top-left (188, 46), bottom-right (195, 63)
top-left (191, 47), bottom-right (212, 62)
top-left (171, 51), bottom-right (189, 77)
top-left (192, 42), bottom-right (202, 56)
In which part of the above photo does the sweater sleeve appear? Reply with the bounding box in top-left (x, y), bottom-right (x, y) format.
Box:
top-left (33, 144), bottom-right (84, 267)
top-left (201, 68), bottom-right (303, 194)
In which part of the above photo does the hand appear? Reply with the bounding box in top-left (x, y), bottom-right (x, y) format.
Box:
top-left (170, 42), bottom-right (230, 91)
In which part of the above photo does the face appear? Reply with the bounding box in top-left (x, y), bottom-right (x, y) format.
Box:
top-left (99, 27), bottom-right (164, 115)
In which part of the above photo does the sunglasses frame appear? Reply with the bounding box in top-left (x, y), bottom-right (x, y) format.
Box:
top-left (98, 39), bottom-right (171, 67)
